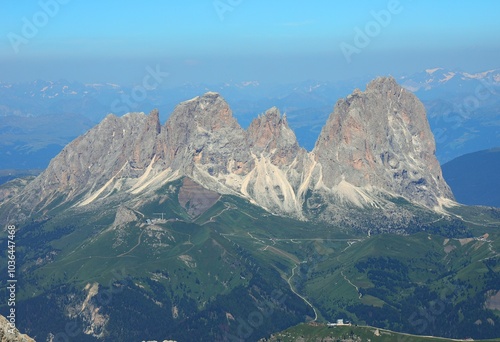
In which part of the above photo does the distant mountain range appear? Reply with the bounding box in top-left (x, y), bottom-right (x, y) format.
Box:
top-left (1, 67), bottom-right (499, 169)
top-left (400, 67), bottom-right (500, 92)
top-left (400, 68), bottom-right (500, 162)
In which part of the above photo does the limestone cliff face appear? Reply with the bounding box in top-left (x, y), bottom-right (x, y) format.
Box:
top-left (15, 109), bottom-right (164, 213)
top-left (313, 77), bottom-right (453, 207)
top-left (2, 77), bottom-right (455, 225)
top-left (163, 92), bottom-right (251, 187)
top-left (243, 107), bottom-right (310, 215)
top-left (246, 107), bottom-right (301, 165)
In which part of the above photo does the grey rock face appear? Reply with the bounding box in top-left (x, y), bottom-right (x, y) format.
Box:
top-left (243, 107), bottom-right (311, 214)
top-left (313, 77), bottom-right (453, 207)
top-left (246, 107), bottom-right (302, 164)
top-left (2, 77), bottom-right (455, 226)
top-left (164, 92), bottom-right (251, 178)
top-left (112, 206), bottom-right (139, 228)
top-left (14, 110), bottom-right (163, 213)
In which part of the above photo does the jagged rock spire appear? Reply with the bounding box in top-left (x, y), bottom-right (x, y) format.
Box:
top-left (313, 76), bottom-right (453, 206)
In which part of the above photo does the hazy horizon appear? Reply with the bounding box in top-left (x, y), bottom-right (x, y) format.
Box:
top-left (2, 0), bottom-right (500, 86)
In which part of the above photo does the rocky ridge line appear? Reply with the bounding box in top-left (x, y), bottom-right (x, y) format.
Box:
top-left (2, 77), bottom-right (454, 225)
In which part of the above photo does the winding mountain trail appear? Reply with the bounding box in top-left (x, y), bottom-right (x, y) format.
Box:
top-left (200, 202), bottom-right (234, 225)
top-left (117, 230), bottom-right (145, 257)
top-left (341, 270), bottom-right (362, 299)
top-left (337, 240), bottom-right (364, 299)
top-left (243, 230), bottom-right (366, 322)
top-left (220, 229), bottom-right (367, 323)
top-left (287, 264), bottom-right (319, 322)
top-left (478, 237), bottom-right (500, 261)
top-left (422, 215), bottom-right (445, 225)
top-left (452, 213), bottom-right (500, 227)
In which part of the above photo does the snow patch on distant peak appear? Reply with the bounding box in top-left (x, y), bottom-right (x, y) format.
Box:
top-left (462, 70), bottom-right (497, 79)
top-left (439, 72), bottom-right (456, 83)
top-left (426, 68), bottom-right (442, 75)
top-left (401, 84), bottom-right (419, 92)
top-left (241, 81), bottom-right (259, 87)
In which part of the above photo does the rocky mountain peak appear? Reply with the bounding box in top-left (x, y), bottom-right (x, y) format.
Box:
top-left (12, 110), bottom-right (160, 214)
top-left (247, 107), bottom-right (295, 149)
top-left (167, 92), bottom-right (241, 133)
top-left (246, 107), bottom-right (304, 171)
top-left (313, 76), bottom-right (453, 207)
top-left (366, 75), bottom-right (400, 93)
top-left (261, 106), bottom-right (281, 122)
top-left (163, 92), bottom-right (250, 181)
top-left (2, 78), bottom-right (456, 227)
top-left (146, 108), bottom-right (161, 134)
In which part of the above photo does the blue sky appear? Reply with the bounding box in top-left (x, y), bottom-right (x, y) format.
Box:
top-left (1, 0), bottom-right (500, 85)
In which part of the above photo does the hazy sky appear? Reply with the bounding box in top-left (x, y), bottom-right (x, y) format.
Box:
top-left (1, 0), bottom-right (500, 85)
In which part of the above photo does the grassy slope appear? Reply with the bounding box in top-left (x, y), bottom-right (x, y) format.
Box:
top-left (297, 206), bottom-right (500, 339)
top-left (0, 179), bottom-right (499, 341)
top-left (266, 323), bottom-right (500, 342)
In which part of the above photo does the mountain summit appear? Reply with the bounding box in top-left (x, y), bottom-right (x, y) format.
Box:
top-left (3, 77), bottom-right (454, 228)
top-left (314, 77), bottom-right (452, 207)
